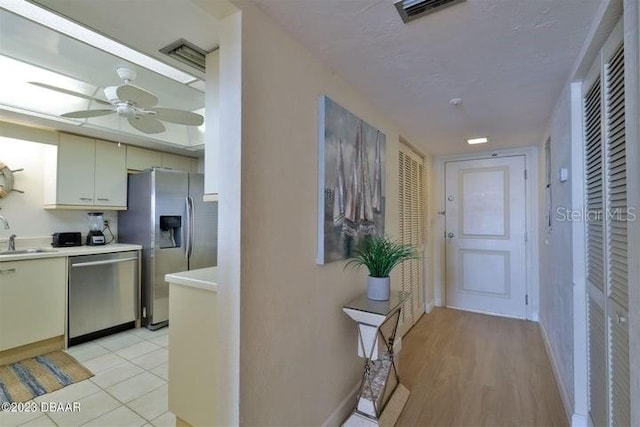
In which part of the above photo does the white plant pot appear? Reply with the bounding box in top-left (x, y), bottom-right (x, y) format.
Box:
top-left (367, 276), bottom-right (390, 301)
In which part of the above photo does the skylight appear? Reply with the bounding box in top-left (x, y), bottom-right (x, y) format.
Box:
top-left (0, 5), bottom-right (205, 148)
top-left (0, 0), bottom-right (199, 85)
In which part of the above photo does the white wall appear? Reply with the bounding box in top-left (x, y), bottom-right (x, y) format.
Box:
top-left (0, 137), bottom-right (118, 246)
top-left (537, 85), bottom-right (575, 416)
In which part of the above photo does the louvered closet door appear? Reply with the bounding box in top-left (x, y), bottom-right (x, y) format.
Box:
top-left (603, 31), bottom-right (630, 427)
top-left (584, 19), bottom-right (630, 427)
top-left (585, 60), bottom-right (607, 427)
top-left (398, 144), bottom-right (426, 337)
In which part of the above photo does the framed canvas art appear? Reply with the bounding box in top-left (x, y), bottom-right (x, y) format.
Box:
top-left (317, 96), bottom-right (386, 265)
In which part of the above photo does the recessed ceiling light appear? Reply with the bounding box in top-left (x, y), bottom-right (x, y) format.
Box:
top-left (467, 137), bottom-right (488, 145)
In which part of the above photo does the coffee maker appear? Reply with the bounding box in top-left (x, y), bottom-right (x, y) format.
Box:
top-left (86, 212), bottom-right (106, 245)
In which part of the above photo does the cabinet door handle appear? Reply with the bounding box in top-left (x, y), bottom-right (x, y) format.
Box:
top-left (96, 198), bottom-right (110, 201)
top-left (0, 268), bottom-right (16, 274)
top-left (79, 197), bottom-right (92, 201)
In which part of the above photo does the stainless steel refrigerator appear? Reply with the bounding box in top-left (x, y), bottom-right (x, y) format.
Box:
top-left (118, 168), bottom-right (217, 330)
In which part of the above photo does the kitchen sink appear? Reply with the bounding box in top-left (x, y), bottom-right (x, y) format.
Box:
top-left (0, 248), bottom-right (58, 256)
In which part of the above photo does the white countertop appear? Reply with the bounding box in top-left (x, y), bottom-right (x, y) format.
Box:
top-left (165, 267), bottom-right (218, 292)
top-left (0, 243), bottom-right (142, 262)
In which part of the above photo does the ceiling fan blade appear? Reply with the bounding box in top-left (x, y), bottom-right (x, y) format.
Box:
top-left (116, 84), bottom-right (158, 108)
top-left (29, 82), bottom-right (111, 106)
top-left (149, 108), bottom-right (204, 126)
top-left (61, 109), bottom-right (116, 119)
top-left (127, 116), bottom-right (166, 134)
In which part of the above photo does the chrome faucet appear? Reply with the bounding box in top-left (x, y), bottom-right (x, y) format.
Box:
top-left (0, 215), bottom-right (8, 230)
top-left (8, 235), bottom-right (15, 251)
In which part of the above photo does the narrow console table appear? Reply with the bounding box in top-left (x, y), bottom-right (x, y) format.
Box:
top-left (342, 291), bottom-right (410, 426)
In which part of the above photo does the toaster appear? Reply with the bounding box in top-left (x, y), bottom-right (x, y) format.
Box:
top-left (52, 232), bottom-right (82, 247)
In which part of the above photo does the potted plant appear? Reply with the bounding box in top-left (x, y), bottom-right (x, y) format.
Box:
top-left (344, 235), bottom-right (417, 301)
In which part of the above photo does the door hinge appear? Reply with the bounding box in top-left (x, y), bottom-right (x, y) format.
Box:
top-left (524, 169), bottom-right (528, 180)
top-left (525, 294), bottom-right (528, 305)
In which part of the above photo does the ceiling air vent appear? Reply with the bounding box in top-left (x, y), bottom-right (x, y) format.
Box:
top-left (394, 0), bottom-right (465, 23)
top-left (160, 39), bottom-right (208, 73)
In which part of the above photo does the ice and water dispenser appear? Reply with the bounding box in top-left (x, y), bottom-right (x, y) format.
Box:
top-left (159, 215), bottom-right (182, 248)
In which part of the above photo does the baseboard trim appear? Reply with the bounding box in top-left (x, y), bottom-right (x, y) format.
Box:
top-left (176, 416), bottom-right (193, 427)
top-left (571, 412), bottom-right (589, 427)
top-left (445, 305), bottom-right (526, 320)
top-left (0, 336), bottom-right (64, 365)
top-left (539, 320), bottom-right (573, 425)
top-left (323, 382), bottom-right (360, 426)
top-left (425, 299), bottom-right (434, 313)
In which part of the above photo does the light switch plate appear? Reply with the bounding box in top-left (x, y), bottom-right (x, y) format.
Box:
top-left (559, 167), bottom-right (569, 182)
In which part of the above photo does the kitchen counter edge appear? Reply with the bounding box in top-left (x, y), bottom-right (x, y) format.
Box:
top-left (165, 267), bottom-right (218, 292)
top-left (0, 244), bottom-right (142, 262)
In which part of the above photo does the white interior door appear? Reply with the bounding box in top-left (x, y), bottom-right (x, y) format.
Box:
top-left (444, 156), bottom-right (527, 318)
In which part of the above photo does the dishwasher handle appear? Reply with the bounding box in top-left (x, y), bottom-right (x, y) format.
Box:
top-left (71, 257), bottom-right (138, 268)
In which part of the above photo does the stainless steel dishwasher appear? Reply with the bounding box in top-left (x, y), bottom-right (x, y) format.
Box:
top-left (68, 251), bottom-right (140, 346)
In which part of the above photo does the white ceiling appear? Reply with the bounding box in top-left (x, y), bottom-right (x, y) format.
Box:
top-left (32, 0), bottom-right (220, 81)
top-left (252, 0), bottom-right (603, 155)
top-left (0, 1), bottom-right (220, 153)
top-left (8, 0), bottom-right (603, 156)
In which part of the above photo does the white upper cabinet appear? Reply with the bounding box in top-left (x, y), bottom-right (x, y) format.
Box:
top-left (126, 146), bottom-right (162, 172)
top-left (126, 146), bottom-right (196, 173)
top-left (162, 153), bottom-right (192, 172)
top-left (44, 133), bottom-right (127, 210)
top-left (55, 133), bottom-right (95, 206)
top-left (95, 139), bottom-right (127, 207)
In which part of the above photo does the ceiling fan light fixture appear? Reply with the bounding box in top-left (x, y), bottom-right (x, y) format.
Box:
top-left (160, 39), bottom-right (209, 73)
top-left (47, 67), bottom-right (204, 134)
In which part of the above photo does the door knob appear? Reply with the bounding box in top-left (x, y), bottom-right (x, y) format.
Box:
top-left (447, 232), bottom-right (455, 239)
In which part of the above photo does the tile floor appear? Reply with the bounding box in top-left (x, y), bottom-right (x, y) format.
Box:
top-left (1, 327), bottom-right (173, 427)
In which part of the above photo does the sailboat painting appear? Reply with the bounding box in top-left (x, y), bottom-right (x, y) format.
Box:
top-left (317, 95), bottom-right (386, 265)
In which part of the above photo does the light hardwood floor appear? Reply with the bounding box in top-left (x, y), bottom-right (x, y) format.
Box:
top-left (395, 308), bottom-right (568, 427)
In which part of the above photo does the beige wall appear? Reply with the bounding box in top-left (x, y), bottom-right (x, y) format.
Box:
top-left (234, 2), bottom-right (412, 425)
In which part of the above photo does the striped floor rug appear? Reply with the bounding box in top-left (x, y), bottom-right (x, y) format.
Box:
top-left (0, 351), bottom-right (93, 403)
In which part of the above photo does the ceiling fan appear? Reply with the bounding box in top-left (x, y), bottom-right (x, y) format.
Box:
top-left (30, 67), bottom-right (204, 134)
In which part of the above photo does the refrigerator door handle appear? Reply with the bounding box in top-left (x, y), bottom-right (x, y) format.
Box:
top-left (187, 196), bottom-right (195, 258)
top-left (185, 197), bottom-right (191, 259)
